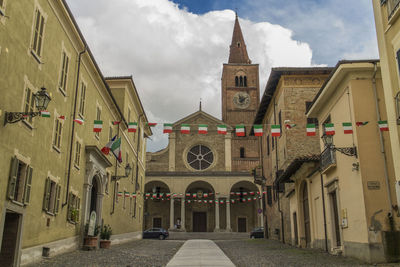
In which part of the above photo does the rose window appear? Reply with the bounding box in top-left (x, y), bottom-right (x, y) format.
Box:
top-left (187, 145), bottom-right (214, 170)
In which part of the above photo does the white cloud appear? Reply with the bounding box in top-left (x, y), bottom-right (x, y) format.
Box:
top-left (67, 0), bottom-right (315, 152)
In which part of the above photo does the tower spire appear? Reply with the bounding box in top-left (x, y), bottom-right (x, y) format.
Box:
top-left (228, 13), bottom-right (251, 64)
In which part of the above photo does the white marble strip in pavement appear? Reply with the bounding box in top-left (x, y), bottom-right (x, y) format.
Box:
top-left (166, 239), bottom-right (235, 267)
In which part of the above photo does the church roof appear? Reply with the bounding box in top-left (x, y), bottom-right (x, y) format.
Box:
top-left (228, 14), bottom-right (251, 64)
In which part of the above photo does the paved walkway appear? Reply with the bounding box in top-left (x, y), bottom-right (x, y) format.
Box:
top-left (166, 239), bottom-right (235, 267)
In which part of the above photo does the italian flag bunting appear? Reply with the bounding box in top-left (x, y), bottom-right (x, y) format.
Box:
top-left (306, 124), bottom-right (316, 136)
top-left (58, 115), bottom-right (65, 121)
top-left (181, 124), bottom-right (190, 134)
top-left (198, 124), bottom-right (208, 134)
top-left (203, 193), bottom-right (208, 198)
top-left (236, 125), bottom-right (245, 136)
top-left (271, 125), bottom-right (281, 137)
top-left (342, 122), bottom-right (353, 134)
top-left (111, 137), bottom-right (122, 163)
top-left (132, 193), bottom-right (136, 198)
top-left (40, 110), bottom-right (50, 117)
top-left (324, 123), bottom-right (335, 135)
top-left (356, 121), bottom-right (369, 126)
top-left (163, 123), bottom-right (173, 134)
top-left (378, 121), bottom-right (389, 132)
top-left (217, 125), bottom-right (227, 135)
top-left (93, 120), bottom-right (103, 132)
top-left (253, 124), bottom-right (263, 137)
top-left (125, 192), bottom-right (130, 198)
top-left (185, 193), bottom-right (191, 197)
top-left (117, 192), bottom-right (123, 197)
top-left (285, 123), bottom-right (296, 129)
top-left (128, 122), bottom-right (138, 133)
top-left (192, 193), bottom-right (197, 198)
top-left (74, 118), bottom-right (84, 125)
top-left (112, 121), bottom-right (121, 125)
top-left (147, 123), bottom-right (157, 127)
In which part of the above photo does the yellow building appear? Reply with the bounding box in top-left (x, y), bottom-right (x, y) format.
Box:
top-left (0, 1), bottom-right (151, 266)
top-left (372, 0), bottom-right (400, 207)
top-left (298, 60), bottom-right (399, 263)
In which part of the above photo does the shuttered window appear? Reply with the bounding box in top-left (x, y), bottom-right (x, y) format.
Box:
top-left (67, 193), bottom-right (80, 223)
top-left (32, 8), bottom-right (45, 58)
top-left (24, 88), bottom-right (35, 124)
top-left (74, 141), bottom-right (81, 168)
top-left (43, 178), bottom-right (61, 215)
top-left (59, 52), bottom-right (69, 93)
top-left (78, 82), bottom-right (86, 116)
top-left (8, 157), bottom-right (33, 205)
top-left (53, 118), bottom-right (63, 151)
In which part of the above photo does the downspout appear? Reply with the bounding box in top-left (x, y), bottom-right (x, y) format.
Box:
top-left (371, 62), bottom-right (393, 218)
top-left (63, 46), bottom-right (87, 207)
top-left (134, 114), bottom-right (144, 218)
top-left (320, 172), bottom-right (328, 252)
top-left (259, 128), bottom-right (269, 238)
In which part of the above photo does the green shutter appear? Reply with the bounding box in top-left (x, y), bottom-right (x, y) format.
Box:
top-left (23, 166), bottom-right (33, 205)
top-left (55, 184), bottom-right (61, 214)
top-left (43, 177), bottom-right (50, 211)
top-left (8, 157), bottom-right (19, 200)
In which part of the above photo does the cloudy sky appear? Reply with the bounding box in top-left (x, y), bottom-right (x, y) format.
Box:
top-left (66, 0), bottom-right (379, 152)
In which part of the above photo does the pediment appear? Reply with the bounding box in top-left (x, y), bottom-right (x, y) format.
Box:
top-left (173, 110), bottom-right (232, 130)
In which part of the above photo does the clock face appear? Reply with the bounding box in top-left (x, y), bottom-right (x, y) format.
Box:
top-left (233, 92), bottom-right (250, 109)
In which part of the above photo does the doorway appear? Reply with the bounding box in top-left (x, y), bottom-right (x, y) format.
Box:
top-left (193, 212), bottom-right (207, 232)
top-left (153, 217), bottom-right (162, 228)
top-left (0, 211), bottom-right (22, 267)
top-left (330, 191), bottom-right (342, 247)
top-left (238, 217), bottom-right (247, 232)
top-left (293, 212), bottom-right (298, 246)
top-left (302, 183), bottom-right (311, 246)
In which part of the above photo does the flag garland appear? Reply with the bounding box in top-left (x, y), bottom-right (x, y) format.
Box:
top-left (93, 120), bottom-right (103, 132)
top-left (342, 122), bottom-right (353, 134)
top-left (74, 118), bottom-right (84, 125)
top-left (117, 192), bottom-right (123, 197)
top-left (163, 123), bottom-right (173, 133)
top-left (147, 123), bottom-right (157, 127)
top-left (271, 125), bottom-right (281, 137)
top-left (236, 125), bottom-right (245, 136)
top-left (378, 121), bottom-right (389, 131)
top-left (124, 192), bottom-right (130, 197)
top-left (217, 125), bottom-right (227, 135)
top-left (306, 124), bottom-right (316, 136)
top-left (253, 125), bottom-right (263, 137)
top-left (181, 124), bottom-right (190, 134)
top-left (128, 122), bottom-right (137, 133)
top-left (40, 111), bottom-right (50, 117)
top-left (198, 124), bottom-right (208, 134)
top-left (356, 121), bottom-right (369, 126)
top-left (324, 123), bottom-right (335, 135)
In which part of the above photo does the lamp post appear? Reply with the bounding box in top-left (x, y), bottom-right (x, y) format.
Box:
top-left (4, 87), bottom-right (52, 125)
top-left (111, 163), bottom-right (132, 181)
top-left (321, 134), bottom-right (357, 158)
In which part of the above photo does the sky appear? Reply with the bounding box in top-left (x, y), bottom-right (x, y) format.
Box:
top-left (66, 0), bottom-right (379, 152)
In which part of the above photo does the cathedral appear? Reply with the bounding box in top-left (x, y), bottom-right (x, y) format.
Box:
top-left (144, 15), bottom-right (262, 232)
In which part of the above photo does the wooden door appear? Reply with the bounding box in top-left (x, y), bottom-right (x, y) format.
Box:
top-left (193, 212), bottom-right (207, 232)
top-left (153, 217), bottom-right (162, 228)
top-left (331, 191), bottom-right (341, 246)
top-left (0, 212), bottom-right (21, 267)
top-left (293, 212), bottom-right (298, 245)
top-left (238, 218), bottom-right (247, 232)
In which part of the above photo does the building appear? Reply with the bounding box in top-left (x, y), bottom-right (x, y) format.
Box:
top-left (301, 60), bottom-right (399, 263)
top-left (253, 67), bottom-right (332, 243)
top-left (144, 15), bottom-right (262, 233)
top-left (0, 1), bottom-right (150, 266)
top-left (372, 1), bottom-right (400, 207)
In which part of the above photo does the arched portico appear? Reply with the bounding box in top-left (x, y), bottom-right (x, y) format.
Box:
top-left (144, 181), bottom-right (171, 230)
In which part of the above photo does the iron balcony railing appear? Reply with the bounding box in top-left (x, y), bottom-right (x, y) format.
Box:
top-left (320, 146), bottom-right (336, 172)
top-left (387, 0), bottom-right (400, 19)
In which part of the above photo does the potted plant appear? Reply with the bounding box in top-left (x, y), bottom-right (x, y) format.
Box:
top-left (100, 224), bottom-right (112, 249)
top-left (83, 223), bottom-right (100, 249)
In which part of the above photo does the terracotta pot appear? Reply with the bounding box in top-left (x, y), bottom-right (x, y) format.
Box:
top-left (84, 236), bottom-right (98, 247)
top-left (100, 240), bottom-right (111, 249)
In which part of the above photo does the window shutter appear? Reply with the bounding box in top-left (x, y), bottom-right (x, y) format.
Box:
top-left (55, 184), bottom-right (61, 214)
top-left (8, 157), bottom-right (19, 200)
top-left (43, 177), bottom-right (50, 211)
top-left (23, 166), bottom-right (33, 205)
top-left (76, 197), bottom-right (80, 222)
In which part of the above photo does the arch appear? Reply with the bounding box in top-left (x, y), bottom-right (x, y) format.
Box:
top-left (144, 180), bottom-right (171, 230)
top-left (244, 76), bottom-right (247, 87)
top-left (185, 180), bottom-right (215, 195)
top-left (235, 76), bottom-right (239, 87)
top-left (230, 180), bottom-right (259, 198)
top-left (145, 180), bottom-right (171, 194)
top-left (239, 76), bottom-right (243, 87)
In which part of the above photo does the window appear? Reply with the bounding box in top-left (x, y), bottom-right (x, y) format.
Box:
top-left (186, 145), bottom-right (214, 170)
top-left (237, 42), bottom-right (241, 48)
top-left (31, 8), bottom-right (45, 59)
top-left (109, 125), bottom-right (113, 141)
top-left (128, 108), bottom-right (131, 124)
top-left (272, 133), bottom-right (275, 151)
top-left (240, 147), bottom-right (245, 158)
top-left (235, 76), bottom-right (239, 87)
top-left (266, 135), bottom-right (270, 156)
top-left (78, 82), bottom-right (86, 117)
top-left (95, 107), bottom-right (101, 139)
top-left (240, 76), bottom-right (243, 87)
top-left (244, 76), bottom-right (247, 87)
top-left (74, 141), bottom-right (81, 168)
top-left (53, 117), bottom-right (63, 151)
top-left (43, 177), bottom-right (61, 215)
top-left (24, 87), bottom-right (35, 125)
top-left (67, 193), bottom-right (80, 223)
top-left (59, 51), bottom-right (69, 93)
top-left (8, 157), bottom-right (33, 205)
top-left (307, 118), bottom-right (319, 128)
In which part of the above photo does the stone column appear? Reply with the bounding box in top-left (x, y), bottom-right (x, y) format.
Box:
top-left (226, 200), bottom-right (231, 231)
top-left (181, 198), bottom-right (185, 231)
top-left (215, 198), bottom-right (220, 231)
top-left (169, 198), bottom-right (174, 230)
top-left (259, 199), bottom-right (264, 227)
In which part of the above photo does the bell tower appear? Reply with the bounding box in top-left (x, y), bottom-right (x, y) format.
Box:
top-left (221, 13), bottom-right (260, 172)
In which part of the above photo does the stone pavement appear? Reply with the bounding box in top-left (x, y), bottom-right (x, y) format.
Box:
top-left (167, 239), bottom-right (235, 267)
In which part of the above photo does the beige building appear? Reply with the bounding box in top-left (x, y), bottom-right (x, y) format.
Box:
top-left (372, 0), bottom-right (400, 208)
top-left (0, 1), bottom-right (150, 266)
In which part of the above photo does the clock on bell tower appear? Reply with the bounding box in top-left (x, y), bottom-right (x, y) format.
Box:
top-left (221, 13), bottom-right (260, 172)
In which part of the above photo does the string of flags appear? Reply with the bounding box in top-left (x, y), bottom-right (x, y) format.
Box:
top-left (116, 191), bottom-right (267, 200)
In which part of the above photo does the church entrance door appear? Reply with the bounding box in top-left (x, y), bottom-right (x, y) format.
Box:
top-left (238, 217), bottom-right (247, 232)
top-left (193, 212), bottom-right (207, 232)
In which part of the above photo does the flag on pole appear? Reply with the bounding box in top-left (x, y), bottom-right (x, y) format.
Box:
top-left (163, 123), bottom-right (173, 134)
top-left (271, 125), bottom-right (281, 137)
top-left (93, 120), bottom-right (103, 132)
top-left (324, 123), bottom-right (335, 135)
top-left (217, 125), bottom-right (227, 135)
top-left (74, 118), bottom-right (84, 125)
top-left (236, 125), bottom-right (245, 136)
top-left (128, 122), bottom-right (138, 133)
top-left (254, 125), bottom-right (263, 137)
top-left (306, 124), bottom-right (316, 136)
top-left (147, 123), bottom-right (157, 127)
top-left (198, 124), bottom-right (208, 134)
top-left (111, 137), bottom-right (122, 163)
top-left (112, 121), bottom-right (121, 125)
top-left (101, 135), bottom-right (117, 155)
top-left (378, 121), bottom-right (389, 131)
top-left (181, 124), bottom-right (190, 134)
top-left (356, 121), bottom-right (369, 126)
top-left (342, 122), bottom-right (353, 134)
top-left (40, 111), bottom-right (50, 117)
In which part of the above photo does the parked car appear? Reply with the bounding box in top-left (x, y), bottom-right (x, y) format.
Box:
top-left (250, 227), bottom-right (264, 239)
top-left (142, 228), bottom-right (169, 240)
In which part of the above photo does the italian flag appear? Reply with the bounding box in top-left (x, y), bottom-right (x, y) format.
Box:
top-left (40, 110), bottom-right (50, 117)
top-left (342, 122), bottom-right (353, 134)
top-left (236, 125), bottom-right (245, 136)
top-left (203, 200), bottom-right (207, 203)
top-left (117, 192), bottom-right (123, 197)
top-left (209, 200), bottom-right (213, 203)
top-left (58, 115), bottom-right (65, 121)
top-left (379, 121), bottom-right (389, 131)
top-left (271, 125), bottom-right (281, 137)
top-left (231, 199), bottom-right (235, 204)
top-left (128, 122), bottom-right (137, 133)
top-left (93, 120), bottom-right (103, 132)
top-left (181, 124), bottom-right (190, 134)
top-left (145, 193), bottom-right (150, 197)
top-left (306, 124), bottom-right (316, 136)
top-left (111, 137), bottom-right (122, 163)
top-left (112, 121), bottom-right (121, 125)
top-left (203, 193), bottom-right (208, 197)
top-left (253, 125), bottom-right (263, 137)
top-left (125, 192), bottom-right (130, 197)
top-left (220, 200), bottom-right (224, 204)
top-left (132, 193), bottom-right (136, 198)
top-left (101, 135), bottom-right (116, 155)
top-left (263, 191), bottom-right (267, 194)
top-left (324, 123), bottom-right (335, 135)
top-left (356, 121), bottom-right (369, 126)
top-left (217, 125), bottom-right (227, 135)
top-left (187, 200), bottom-right (191, 203)
top-left (230, 192), bottom-right (235, 195)
top-left (192, 193), bottom-right (197, 198)
top-left (147, 122), bottom-right (157, 127)
top-left (250, 192), bottom-right (255, 195)
top-left (236, 192), bottom-right (241, 196)
top-left (198, 124), bottom-right (208, 134)
top-left (163, 123), bottom-right (173, 133)
top-left (285, 123), bottom-right (296, 129)
top-left (185, 193), bottom-right (191, 197)
top-left (243, 192), bottom-right (248, 196)
top-left (166, 193), bottom-right (171, 197)
top-left (74, 118), bottom-right (84, 125)
top-left (152, 193), bottom-right (157, 198)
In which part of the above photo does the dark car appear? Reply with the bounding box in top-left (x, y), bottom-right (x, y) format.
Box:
top-left (250, 227), bottom-right (264, 239)
top-left (142, 228), bottom-right (169, 240)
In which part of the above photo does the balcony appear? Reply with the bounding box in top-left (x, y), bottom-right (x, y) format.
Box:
top-left (387, 0), bottom-right (400, 19)
top-left (320, 146), bottom-right (336, 172)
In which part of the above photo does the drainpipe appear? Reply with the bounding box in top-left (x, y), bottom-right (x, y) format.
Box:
top-left (133, 114), bottom-right (144, 218)
top-left (258, 130), bottom-right (269, 238)
top-left (63, 46), bottom-right (87, 207)
top-left (371, 62), bottom-right (393, 218)
top-left (320, 172), bottom-right (328, 252)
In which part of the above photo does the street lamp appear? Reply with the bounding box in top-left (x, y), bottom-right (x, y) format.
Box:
top-left (321, 134), bottom-right (357, 158)
top-left (4, 87), bottom-right (52, 125)
top-left (112, 163), bottom-right (132, 181)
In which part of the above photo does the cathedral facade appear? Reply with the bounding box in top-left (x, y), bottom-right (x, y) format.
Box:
top-left (144, 15), bottom-right (262, 232)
